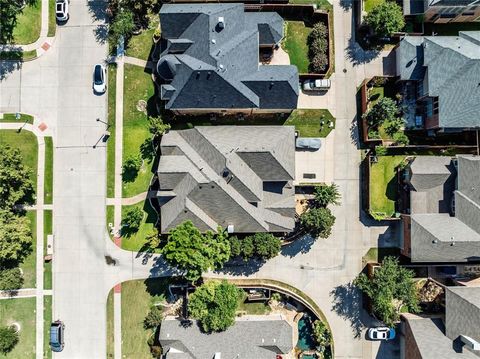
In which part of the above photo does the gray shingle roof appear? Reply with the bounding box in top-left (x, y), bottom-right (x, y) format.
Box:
top-left (408, 155), bottom-right (480, 262)
top-left (159, 315), bottom-right (293, 359)
top-left (158, 4), bottom-right (298, 111)
top-left (156, 126), bottom-right (296, 233)
top-left (408, 156), bottom-right (456, 214)
top-left (446, 287), bottom-right (480, 348)
top-left (405, 316), bottom-right (479, 359)
top-left (396, 32), bottom-right (480, 129)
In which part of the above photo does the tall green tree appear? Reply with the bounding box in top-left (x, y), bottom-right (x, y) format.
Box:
top-left (188, 280), bottom-right (243, 332)
top-left (364, 2), bottom-right (405, 37)
top-left (162, 221), bottom-right (231, 282)
top-left (0, 326), bottom-right (18, 354)
top-left (313, 320), bottom-right (332, 351)
top-left (364, 97), bottom-right (399, 128)
top-left (0, 145), bottom-right (35, 210)
top-left (314, 184), bottom-right (341, 207)
top-left (300, 207), bottom-right (335, 238)
top-left (354, 256), bottom-right (419, 327)
top-left (109, 9), bottom-right (135, 48)
top-left (0, 210), bottom-right (32, 265)
top-left (148, 117), bottom-right (171, 142)
top-left (121, 206), bottom-right (143, 233)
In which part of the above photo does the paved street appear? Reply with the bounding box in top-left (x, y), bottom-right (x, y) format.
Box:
top-left (0, 0), bottom-right (398, 357)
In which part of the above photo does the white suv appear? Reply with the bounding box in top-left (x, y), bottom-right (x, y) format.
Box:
top-left (55, 0), bottom-right (69, 22)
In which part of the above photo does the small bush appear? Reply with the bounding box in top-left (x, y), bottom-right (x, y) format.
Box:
top-left (375, 145), bottom-right (387, 156)
top-left (0, 267), bottom-right (23, 291)
top-left (0, 326), bottom-right (18, 354)
top-left (121, 206), bottom-right (143, 232)
top-left (368, 129), bottom-right (380, 139)
top-left (393, 132), bottom-right (409, 146)
top-left (144, 306), bottom-right (163, 329)
top-left (310, 53), bottom-right (329, 73)
top-left (383, 118), bottom-right (405, 137)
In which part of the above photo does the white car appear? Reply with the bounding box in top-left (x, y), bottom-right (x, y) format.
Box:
top-left (367, 327), bottom-right (396, 341)
top-left (303, 79), bottom-right (331, 91)
top-left (55, 0), bottom-right (69, 22)
top-left (93, 64), bottom-right (106, 94)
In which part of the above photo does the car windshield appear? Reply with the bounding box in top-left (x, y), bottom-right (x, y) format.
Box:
top-left (94, 66), bottom-right (102, 85)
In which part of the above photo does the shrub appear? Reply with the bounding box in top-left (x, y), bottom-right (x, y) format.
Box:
top-left (250, 233), bottom-right (281, 259)
top-left (300, 207), bottom-right (335, 238)
top-left (364, 2), bottom-right (405, 37)
top-left (307, 22), bottom-right (329, 74)
top-left (0, 267), bottom-right (23, 290)
top-left (393, 132), bottom-right (409, 146)
top-left (144, 306), bottom-right (163, 329)
top-left (313, 320), bottom-right (332, 349)
top-left (313, 183), bottom-right (341, 207)
top-left (121, 206), bottom-right (143, 232)
top-left (122, 155), bottom-right (142, 181)
top-left (375, 145), bottom-right (387, 156)
top-left (383, 118), bottom-right (405, 137)
top-left (368, 129), bottom-right (380, 139)
top-left (364, 97), bottom-right (398, 128)
top-left (0, 326), bottom-right (18, 354)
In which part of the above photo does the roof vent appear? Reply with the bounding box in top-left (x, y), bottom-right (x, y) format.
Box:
top-left (211, 39), bottom-right (216, 44)
top-left (217, 17), bottom-right (225, 30)
top-left (227, 224), bottom-right (234, 233)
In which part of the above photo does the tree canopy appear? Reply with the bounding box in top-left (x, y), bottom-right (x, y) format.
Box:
top-left (354, 256), bottom-right (419, 327)
top-left (314, 184), bottom-right (341, 207)
top-left (0, 145), bottom-right (35, 210)
top-left (0, 326), bottom-right (19, 354)
top-left (364, 2), bottom-right (405, 38)
top-left (148, 117), bottom-right (171, 142)
top-left (0, 210), bottom-right (32, 265)
top-left (0, 267), bottom-right (24, 291)
top-left (162, 221), bottom-right (231, 282)
top-left (229, 233), bottom-right (281, 260)
top-left (364, 97), bottom-right (398, 128)
top-left (188, 280), bottom-right (242, 332)
top-left (0, 0), bottom-right (37, 44)
top-left (121, 206), bottom-right (143, 233)
top-left (108, 9), bottom-right (135, 48)
top-left (300, 207), bottom-right (335, 238)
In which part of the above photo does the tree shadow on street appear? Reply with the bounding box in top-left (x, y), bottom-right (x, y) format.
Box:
top-left (216, 257), bottom-right (266, 276)
top-left (281, 234), bottom-right (316, 258)
top-left (87, 0), bottom-right (108, 45)
top-left (330, 282), bottom-right (367, 338)
top-left (0, 53), bottom-right (23, 81)
top-left (346, 38), bottom-right (381, 66)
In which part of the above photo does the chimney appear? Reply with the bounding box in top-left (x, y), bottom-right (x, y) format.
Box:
top-left (217, 17), bottom-right (225, 30)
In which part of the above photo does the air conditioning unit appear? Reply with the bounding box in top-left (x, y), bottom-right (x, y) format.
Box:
top-left (461, 335), bottom-right (480, 351)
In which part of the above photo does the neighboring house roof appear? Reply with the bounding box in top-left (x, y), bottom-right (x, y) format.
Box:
top-left (408, 156), bottom-right (456, 214)
top-left (396, 31), bottom-right (480, 128)
top-left (404, 315), bottom-right (479, 359)
top-left (156, 126), bottom-right (296, 233)
top-left (446, 286), bottom-right (480, 349)
top-left (157, 3), bottom-right (299, 111)
top-left (409, 155), bottom-right (480, 262)
top-left (404, 0), bottom-right (480, 15)
top-left (159, 315), bottom-right (293, 359)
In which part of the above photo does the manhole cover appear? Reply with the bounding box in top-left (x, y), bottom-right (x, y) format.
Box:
top-left (137, 100), bottom-right (147, 113)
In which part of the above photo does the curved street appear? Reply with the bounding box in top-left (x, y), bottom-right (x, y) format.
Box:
top-left (0, 0), bottom-right (398, 358)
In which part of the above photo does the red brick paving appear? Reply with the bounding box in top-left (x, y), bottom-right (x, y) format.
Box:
top-left (41, 42), bottom-right (51, 51)
top-left (38, 122), bottom-right (47, 131)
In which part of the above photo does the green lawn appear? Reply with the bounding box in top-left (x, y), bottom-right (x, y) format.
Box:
top-left (47, 0), bottom-right (56, 37)
top-left (106, 289), bottom-right (114, 359)
top-left (44, 137), bottom-right (53, 204)
top-left (284, 109), bottom-right (335, 137)
top-left (0, 114), bottom-right (34, 124)
top-left (44, 210), bottom-right (52, 290)
top-left (0, 297), bottom-right (36, 359)
top-left (107, 64), bottom-right (117, 198)
top-left (0, 50), bottom-right (37, 61)
top-left (121, 278), bottom-right (171, 359)
top-left (21, 211), bottom-right (37, 289)
top-left (289, 0), bottom-right (333, 12)
top-left (369, 156), bottom-right (405, 219)
top-left (364, 0), bottom-right (384, 12)
top-left (237, 300), bottom-right (271, 315)
top-left (121, 201), bottom-right (158, 252)
top-left (125, 18), bottom-right (159, 60)
top-left (282, 21), bottom-right (312, 74)
top-left (13, 0), bottom-right (42, 45)
top-left (0, 130), bottom-right (38, 192)
top-left (43, 295), bottom-right (52, 359)
top-left (122, 64), bottom-right (156, 198)
top-left (362, 247), bottom-right (401, 264)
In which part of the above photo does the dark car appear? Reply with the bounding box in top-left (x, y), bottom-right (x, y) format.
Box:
top-left (50, 320), bottom-right (65, 352)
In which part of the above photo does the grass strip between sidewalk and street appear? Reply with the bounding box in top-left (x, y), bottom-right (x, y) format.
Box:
top-left (47, 0), bottom-right (56, 37)
top-left (107, 64), bottom-right (117, 198)
top-left (0, 113), bottom-right (34, 124)
top-left (106, 289), bottom-right (114, 359)
top-left (44, 137), bottom-right (53, 204)
top-left (43, 295), bottom-right (53, 359)
top-left (44, 209), bottom-right (53, 290)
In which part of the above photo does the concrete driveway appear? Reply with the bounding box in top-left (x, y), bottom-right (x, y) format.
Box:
top-left (294, 133), bottom-right (334, 185)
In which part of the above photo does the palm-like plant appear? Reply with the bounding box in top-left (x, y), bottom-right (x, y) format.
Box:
top-left (313, 183), bottom-right (341, 207)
